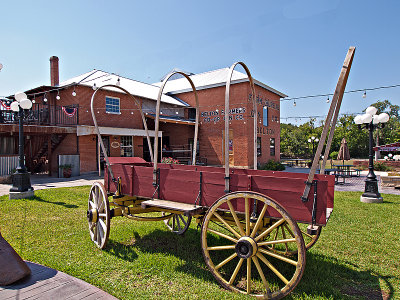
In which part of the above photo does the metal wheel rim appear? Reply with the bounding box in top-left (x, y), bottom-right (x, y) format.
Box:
top-left (163, 213), bottom-right (192, 235)
top-left (88, 182), bottom-right (110, 249)
top-left (201, 191), bottom-right (306, 299)
top-left (266, 223), bottom-right (322, 256)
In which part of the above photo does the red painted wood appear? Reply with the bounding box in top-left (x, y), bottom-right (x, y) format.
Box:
top-left (105, 162), bottom-right (334, 225)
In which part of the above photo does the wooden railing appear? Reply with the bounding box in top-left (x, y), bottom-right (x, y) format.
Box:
top-left (0, 104), bottom-right (79, 126)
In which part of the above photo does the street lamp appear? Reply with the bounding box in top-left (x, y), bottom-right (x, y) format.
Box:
top-left (9, 91), bottom-right (34, 199)
top-left (308, 136), bottom-right (319, 160)
top-left (354, 106), bottom-right (390, 203)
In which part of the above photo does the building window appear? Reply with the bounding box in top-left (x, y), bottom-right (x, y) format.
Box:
top-left (120, 136), bottom-right (133, 157)
top-left (263, 107), bottom-right (268, 126)
top-left (270, 138), bottom-right (275, 156)
top-left (105, 96), bottom-right (120, 114)
top-left (257, 137), bottom-right (262, 156)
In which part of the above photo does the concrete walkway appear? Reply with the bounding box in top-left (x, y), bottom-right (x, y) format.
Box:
top-left (0, 261), bottom-right (117, 300)
top-left (1, 173), bottom-right (116, 299)
top-left (284, 167), bottom-right (400, 195)
top-left (0, 173), bottom-right (103, 197)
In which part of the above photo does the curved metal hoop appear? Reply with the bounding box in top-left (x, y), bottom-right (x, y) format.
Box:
top-left (153, 72), bottom-right (199, 185)
top-left (224, 62), bottom-right (257, 192)
top-left (90, 84), bottom-right (154, 180)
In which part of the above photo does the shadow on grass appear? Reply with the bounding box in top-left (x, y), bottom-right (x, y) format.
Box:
top-left (104, 227), bottom-right (394, 299)
top-left (29, 196), bottom-right (78, 209)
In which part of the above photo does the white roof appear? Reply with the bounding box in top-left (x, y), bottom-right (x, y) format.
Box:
top-left (59, 70), bottom-right (188, 106)
top-left (153, 68), bottom-right (287, 98)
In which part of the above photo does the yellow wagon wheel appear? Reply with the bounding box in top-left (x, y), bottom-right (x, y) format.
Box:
top-left (87, 182), bottom-right (110, 249)
top-left (201, 191), bottom-right (306, 299)
top-left (265, 222), bottom-right (322, 256)
top-left (163, 213), bottom-right (192, 235)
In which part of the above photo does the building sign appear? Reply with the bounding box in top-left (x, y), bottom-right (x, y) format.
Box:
top-left (202, 107), bottom-right (246, 123)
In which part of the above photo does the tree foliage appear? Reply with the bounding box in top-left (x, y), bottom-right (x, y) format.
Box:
top-left (280, 100), bottom-right (400, 158)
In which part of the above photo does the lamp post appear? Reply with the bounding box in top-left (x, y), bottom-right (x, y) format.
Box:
top-left (9, 92), bottom-right (34, 199)
top-left (354, 106), bottom-right (389, 203)
top-left (308, 136), bottom-right (319, 160)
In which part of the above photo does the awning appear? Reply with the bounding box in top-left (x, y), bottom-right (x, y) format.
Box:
top-left (373, 142), bottom-right (400, 152)
top-left (146, 113), bottom-right (196, 126)
top-left (77, 125), bottom-right (162, 137)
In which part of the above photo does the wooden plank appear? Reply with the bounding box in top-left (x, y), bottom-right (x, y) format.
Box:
top-left (141, 199), bottom-right (204, 215)
top-left (303, 47), bottom-right (356, 199)
top-left (0, 262), bottom-right (117, 300)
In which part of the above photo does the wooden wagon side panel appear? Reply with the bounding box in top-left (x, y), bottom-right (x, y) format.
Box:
top-left (159, 169), bottom-right (200, 204)
top-left (105, 164), bottom-right (134, 195)
top-left (132, 166), bottom-right (156, 198)
top-left (234, 169), bottom-right (335, 210)
top-left (249, 174), bottom-right (329, 226)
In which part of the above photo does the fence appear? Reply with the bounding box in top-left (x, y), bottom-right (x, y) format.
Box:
top-left (0, 155), bottom-right (19, 176)
top-left (0, 104), bottom-right (78, 126)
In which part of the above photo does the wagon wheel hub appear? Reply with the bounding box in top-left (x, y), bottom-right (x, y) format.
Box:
top-left (235, 236), bottom-right (258, 259)
top-left (87, 208), bottom-right (98, 223)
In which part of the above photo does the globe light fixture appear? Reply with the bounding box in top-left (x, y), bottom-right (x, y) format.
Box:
top-left (354, 106), bottom-right (390, 203)
top-left (9, 93), bottom-right (34, 198)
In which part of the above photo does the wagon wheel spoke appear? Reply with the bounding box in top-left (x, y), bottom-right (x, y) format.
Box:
top-left (246, 258), bottom-right (251, 294)
top-left (207, 245), bottom-right (236, 251)
top-left (281, 224), bottom-right (289, 252)
top-left (245, 197), bottom-right (250, 235)
top-left (255, 218), bottom-right (286, 242)
top-left (229, 258), bottom-right (244, 284)
top-left (201, 192), bottom-right (306, 298)
top-left (176, 215), bottom-right (182, 231)
top-left (258, 248), bottom-right (298, 266)
top-left (89, 200), bottom-right (96, 209)
top-left (256, 252), bottom-right (289, 285)
top-left (206, 228), bottom-right (238, 243)
top-left (87, 182), bottom-right (110, 249)
top-left (250, 202), bottom-right (268, 238)
top-left (252, 256), bottom-right (270, 293)
top-left (226, 200), bottom-right (245, 236)
top-left (212, 211), bottom-right (241, 239)
top-left (178, 214), bottom-right (187, 226)
top-left (215, 252), bottom-right (237, 270)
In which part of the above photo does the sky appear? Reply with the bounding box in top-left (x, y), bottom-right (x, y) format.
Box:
top-left (1, 0), bottom-right (399, 124)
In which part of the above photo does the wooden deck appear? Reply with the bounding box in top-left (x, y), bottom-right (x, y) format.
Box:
top-left (0, 261), bottom-right (117, 300)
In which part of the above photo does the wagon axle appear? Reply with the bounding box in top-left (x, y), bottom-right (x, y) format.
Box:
top-left (235, 236), bottom-right (258, 259)
top-left (87, 209), bottom-right (98, 223)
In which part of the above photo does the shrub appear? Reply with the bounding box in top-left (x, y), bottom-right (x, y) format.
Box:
top-left (329, 151), bottom-right (339, 160)
top-left (161, 157), bottom-right (179, 164)
top-left (374, 161), bottom-right (392, 172)
top-left (261, 160), bottom-right (286, 171)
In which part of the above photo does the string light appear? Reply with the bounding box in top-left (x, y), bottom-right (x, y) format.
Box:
top-left (116, 77), bottom-right (121, 86)
top-left (93, 83), bottom-right (97, 90)
top-left (293, 100), bottom-right (296, 107)
top-left (56, 90), bottom-right (61, 100)
top-left (326, 96), bottom-right (330, 103)
top-left (43, 93), bottom-right (48, 102)
top-left (362, 91), bottom-right (367, 98)
top-left (72, 86), bottom-right (77, 97)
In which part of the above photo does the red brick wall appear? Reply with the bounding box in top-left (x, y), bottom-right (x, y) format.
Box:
top-left (174, 82), bottom-right (281, 167)
top-left (79, 135), bottom-right (97, 173)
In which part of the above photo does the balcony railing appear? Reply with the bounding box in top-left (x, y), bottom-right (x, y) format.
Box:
top-left (0, 104), bottom-right (78, 126)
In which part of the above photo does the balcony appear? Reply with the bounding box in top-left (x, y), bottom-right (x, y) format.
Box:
top-left (0, 103), bottom-right (79, 127)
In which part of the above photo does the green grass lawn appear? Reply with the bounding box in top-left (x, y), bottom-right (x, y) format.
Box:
top-left (1, 187), bottom-right (399, 299)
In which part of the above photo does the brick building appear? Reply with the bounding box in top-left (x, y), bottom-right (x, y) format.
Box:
top-left (0, 57), bottom-right (285, 176)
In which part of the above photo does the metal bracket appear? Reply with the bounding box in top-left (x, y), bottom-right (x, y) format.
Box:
top-left (301, 181), bottom-right (313, 202)
top-left (311, 180), bottom-right (318, 226)
top-left (224, 176), bottom-right (230, 193)
top-left (152, 169), bottom-right (160, 199)
top-left (194, 171), bottom-right (203, 206)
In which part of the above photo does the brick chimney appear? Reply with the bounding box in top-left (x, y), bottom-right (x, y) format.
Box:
top-left (50, 56), bottom-right (59, 86)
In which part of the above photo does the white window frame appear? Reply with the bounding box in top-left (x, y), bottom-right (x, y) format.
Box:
top-left (105, 96), bottom-right (121, 114)
top-left (120, 136), bottom-right (133, 157)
